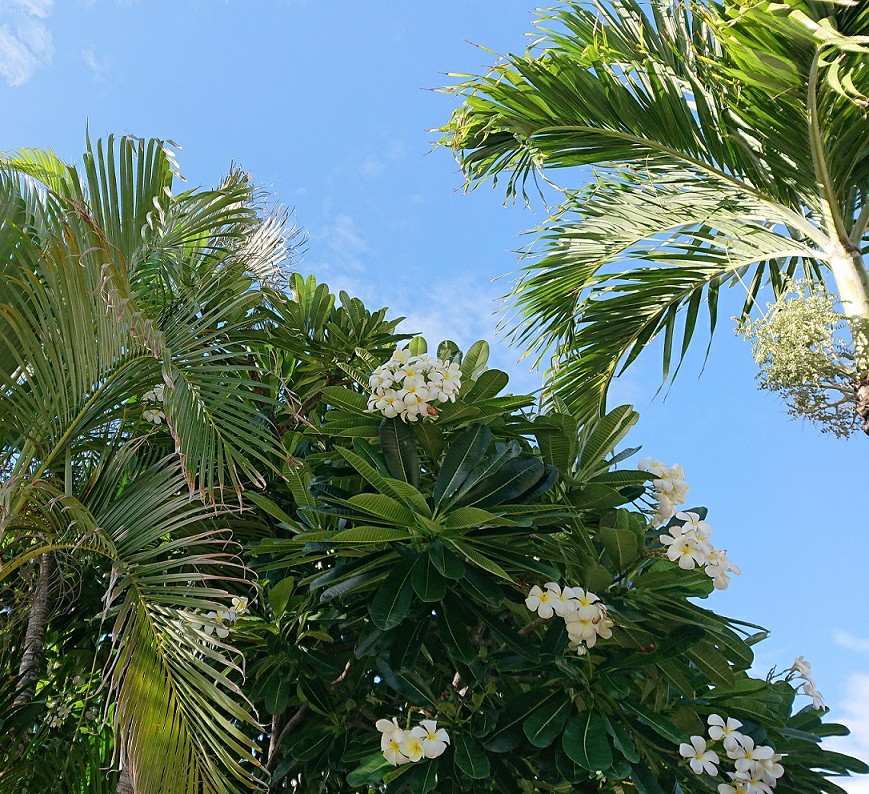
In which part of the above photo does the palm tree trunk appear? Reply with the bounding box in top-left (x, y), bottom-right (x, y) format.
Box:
top-left (13, 552), bottom-right (54, 706)
top-left (116, 768), bottom-right (134, 793)
top-left (829, 246), bottom-right (869, 433)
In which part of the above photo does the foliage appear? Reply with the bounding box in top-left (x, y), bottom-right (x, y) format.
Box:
top-left (737, 281), bottom-right (860, 437)
top-left (239, 326), bottom-right (866, 792)
top-left (441, 0), bottom-right (869, 429)
top-left (0, 135), bottom-right (297, 792)
top-left (2, 134), bottom-right (865, 793)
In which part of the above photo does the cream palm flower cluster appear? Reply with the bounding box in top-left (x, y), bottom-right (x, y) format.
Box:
top-left (790, 656), bottom-right (825, 709)
top-left (366, 347), bottom-right (461, 422)
top-left (638, 458), bottom-right (689, 526)
top-left (659, 511), bottom-right (741, 590)
top-left (141, 383), bottom-right (166, 425)
top-left (376, 717), bottom-right (450, 766)
top-left (525, 582), bottom-right (613, 656)
top-left (679, 714), bottom-right (785, 794)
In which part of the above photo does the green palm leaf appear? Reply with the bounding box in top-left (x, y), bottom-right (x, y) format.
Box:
top-left (444, 0), bottom-right (869, 418)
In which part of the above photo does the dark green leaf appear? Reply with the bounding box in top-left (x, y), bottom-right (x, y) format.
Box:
top-left (411, 552), bottom-right (447, 602)
top-left (523, 692), bottom-right (572, 748)
top-left (380, 417), bottom-right (420, 487)
top-left (453, 734), bottom-right (491, 780)
top-left (430, 540), bottom-right (465, 580)
top-left (369, 556), bottom-right (416, 631)
top-left (434, 424), bottom-right (491, 506)
top-left (562, 712), bottom-right (613, 771)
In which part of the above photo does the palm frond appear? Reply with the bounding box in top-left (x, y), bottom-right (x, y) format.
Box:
top-left (511, 170), bottom-right (819, 420)
top-left (1, 451), bottom-right (266, 793)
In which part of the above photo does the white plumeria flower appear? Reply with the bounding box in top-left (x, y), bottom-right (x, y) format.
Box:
top-left (569, 640), bottom-right (588, 656)
top-left (677, 511), bottom-right (713, 548)
top-left (708, 714), bottom-right (744, 752)
top-left (203, 611), bottom-right (230, 639)
top-left (803, 681), bottom-right (825, 709)
top-left (390, 347), bottom-right (413, 365)
top-left (792, 656), bottom-right (813, 677)
top-left (382, 728), bottom-right (410, 765)
top-left (565, 614), bottom-right (599, 643)
top-left (543, 582), bottom-right (575, 617)
top-left (729, 736), bottom-right (775, 772)
top-left (758, 754), bottom-right (785, 785)
top-left (705, 549), bottom-right (741, 589)
top-left (377, 718), bottom-right (404, 752)
top-left (732, 769), bottom-right (774, 794)
top-left (410, 719), bottom-right (450, 759)
top-left (367, 348), bottom-right (462, 421)
top-left (525, 585), bottom-right (557, 619)
top-left (661, 533), bottom-right (705, 569)
top-left (567, 587), bottom-right (601, 620)
top-left (142, 408), bottom-right (165, 424)
top-left (399, 734), bottom-right (425, 763)
top-left (679, 735), bottom-right (719, 775)
top-left (375, 391), bottom-right (402, 419)
top-left (718, 784), bottom-right (748, 794)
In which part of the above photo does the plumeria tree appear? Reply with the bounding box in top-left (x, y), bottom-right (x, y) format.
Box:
top-left (440, 0), bottom-right (869, 436)
top-left (234, 285), bottom-right (866, 792)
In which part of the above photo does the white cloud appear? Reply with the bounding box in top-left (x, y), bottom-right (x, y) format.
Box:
top-left (302, 212), bottom-right (542, 394)
top-left (359, 156), bottom-right (384, 178)
top-left (835, 630), bottom-right (869, 655)
top-left (828, 673), bottom-right (869, 793)
top-left (0, 0), bottom-right (53, 87)
top-left (81, 46), bottom-right (109, 80)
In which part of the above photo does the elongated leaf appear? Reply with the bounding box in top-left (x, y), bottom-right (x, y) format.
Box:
top-left (562, 712), bottom-right (613, 771)
top-left (455, 457), bottom-right (546, 509)
top-left (453, 734), bottom-right (491, 780)
top-left (369, 556), bottom-right (416, 631)
top-left (380, 417), bottom-right (420, 487)
top-left (411, 552), bottom-right (447, 602)
top-left (524, 693), bottom-right (572, 748)
top-left (433, 424), bottom-right (491, 506)
top-left (599, 526), bottom-right (640, 570)
top-left (346, 493), bottom-right (416, 526)
top-left (330, 526), bottom-right (412, 544)
top-left (463, 369), bottom-right (508, 403)
top-left (438, 595), bottom-right (477, 664)
top-left (460, 340), bottom-right (489, 380)
top-left (429, 540), bottom-right (465, 580)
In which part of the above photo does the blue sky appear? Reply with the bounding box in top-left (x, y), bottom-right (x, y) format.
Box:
top-left (2, 0), bottom-right (867, 785)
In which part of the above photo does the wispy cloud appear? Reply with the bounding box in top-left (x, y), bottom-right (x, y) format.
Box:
top-left (0, 0), bottom-right (53, 87)
top-left (359, 155), bottom-right (385, 178)
top-left (834, 630), bottom-right (869, 655)
top-left (828, 673), bottom-right (869, 792)
top-left (81, 46), bottom-right (110, 81)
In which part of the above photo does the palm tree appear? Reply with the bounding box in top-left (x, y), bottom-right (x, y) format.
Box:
top-left (442, 0), bottom-right (869, 431)
top-left (0, 136), bottom-right (296, 792)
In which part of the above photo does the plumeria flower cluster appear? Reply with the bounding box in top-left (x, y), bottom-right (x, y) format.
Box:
top-left (659, 511), bottom-right (742, 590)
top-left (189, 596), bottom-right (248, 640)
top-left (525, 582), bottom-right (614, 656)
top-left (376, 717), bottom-right (450, 766)
top-left (366, 346), bottom-right (461, 422)
top-left (790, 656), bottom-right (825, 709)
top-left (46, 701), bottom-right (72, 729)
top-left (639, 458), bottom-right (690, 526)
top-left (142, 383), bottom-right (166, 425)
top-left (679, 714), bottom-right (785, 794)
